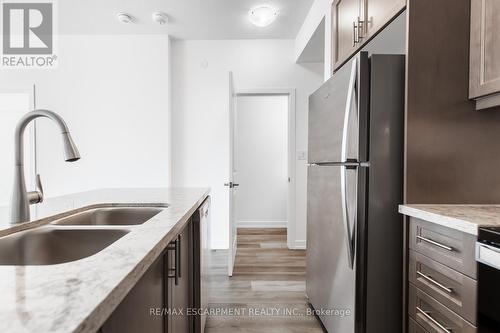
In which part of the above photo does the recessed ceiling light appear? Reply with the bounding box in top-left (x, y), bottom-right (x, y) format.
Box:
top-left (249, 6), bottom-right (278, 27)
top-left (117, 13), bottom-right (133, 24)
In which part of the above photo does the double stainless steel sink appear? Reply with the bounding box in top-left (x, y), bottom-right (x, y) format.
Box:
top-left (51, 207), bottom-right (164, 226)
top-left (0, 227), bottom-right (129, 265)
top-left (0, 206), bottom-right (165, 266)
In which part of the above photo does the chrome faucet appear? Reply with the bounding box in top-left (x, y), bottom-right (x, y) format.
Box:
top-left (11, 109), bottom-right (80, 223)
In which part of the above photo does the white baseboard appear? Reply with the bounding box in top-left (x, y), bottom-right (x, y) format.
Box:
top-left (237, 220), bottom-right (287, 228)
top-left (289, 240), bottom-right (306, 250)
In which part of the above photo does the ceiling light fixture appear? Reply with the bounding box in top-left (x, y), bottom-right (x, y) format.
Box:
top-left (249, 5), bottom-right (278, 27)
top-left (152, 12), bottom-right (169, 25)
top-left (117, 13), bottom-right (133, 24)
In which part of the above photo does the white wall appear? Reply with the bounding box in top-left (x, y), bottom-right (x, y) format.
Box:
top-left (235, 95), bottom-right (288, 228)
top-left (0, 35), bottom-right (172, 200)
top-left (0, 92), bottom-right (34, 206)
top-left (171, 39), bottom-right (323, 249)
top-left (295, 0), bottom-right (332, 79)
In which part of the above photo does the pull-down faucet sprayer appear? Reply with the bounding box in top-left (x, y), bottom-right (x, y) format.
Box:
top-left (11, 109), bottom-right (80, 223)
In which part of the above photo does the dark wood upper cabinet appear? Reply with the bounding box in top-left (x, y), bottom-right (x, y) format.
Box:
top-left (364, 0), bottom-right (406, 37)
top-left (332, 0), bottom-right (362, 69)
top-left (469, 0), bottom-right (500, 108)
top-left (332, 0), bottom-right (406, 71)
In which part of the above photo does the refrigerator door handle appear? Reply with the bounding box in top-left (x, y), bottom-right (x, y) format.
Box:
top-left (341, 57), bottom-right (358, 163)
top-left (340, 57), bottom-right (358, 270)
top-left (341, 165), bottom-right (355, 270)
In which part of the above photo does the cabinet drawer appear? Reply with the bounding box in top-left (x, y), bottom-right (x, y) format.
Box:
top-left (409, 317), bottom-right (429, 333)
top-left (409, 284), bottom-right (476, 333)
top-left (409, 218), bottom-right (477, 279)
top-left (409, 250), bottom-right (477, 324)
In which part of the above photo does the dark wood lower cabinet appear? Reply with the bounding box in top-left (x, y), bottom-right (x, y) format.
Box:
top-left (192, 200), bottom-right (208, 333)
top-left (167, 221), bottom-right (193, 333)
top-left (408, 318), bottom-right (428, 333)
top-left (404, 217), bottom-right (478, 333)
top-left (100, 200), bottom-right (209, 333)
top-left (101, 255), bottom-right (165, 333)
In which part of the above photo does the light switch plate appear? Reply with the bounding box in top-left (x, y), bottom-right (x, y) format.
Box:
top-left (297, 150), bottom-right (307, 160)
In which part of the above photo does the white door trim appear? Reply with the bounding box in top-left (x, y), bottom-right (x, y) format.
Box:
top-left (227, 72), bottom-right (237, 277)
top-left (234, 88), bottom-right (297, 250)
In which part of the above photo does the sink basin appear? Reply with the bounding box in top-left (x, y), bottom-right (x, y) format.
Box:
top-left (0, 227), bottom-right (129, 265)
top-left (51, 206), bottom-right (164, 226)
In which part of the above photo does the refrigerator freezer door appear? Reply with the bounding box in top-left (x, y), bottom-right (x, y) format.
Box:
top-left (308, 57), bottom-right (359, 164)
top-left (307, 165), bottom-right (357, 333)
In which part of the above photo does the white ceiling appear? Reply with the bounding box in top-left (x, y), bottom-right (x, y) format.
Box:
top-left (58, 0), bottom-right (314, 39)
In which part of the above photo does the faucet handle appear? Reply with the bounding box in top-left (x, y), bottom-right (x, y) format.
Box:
top-left (36, 174), bottom-right (44, 198)
top-left (28, 174), bottom-right (44, 204)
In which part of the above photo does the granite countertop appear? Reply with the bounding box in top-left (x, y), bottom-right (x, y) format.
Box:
top-left (399, 204), bottom-right (500, 235)
top-left (0, 188), bottom-right (210, 333)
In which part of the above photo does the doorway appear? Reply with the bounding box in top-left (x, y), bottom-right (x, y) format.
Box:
top-left (235, 94), bottom-right (288, 228)
top-left (227, 85), bottom-right (296, 276)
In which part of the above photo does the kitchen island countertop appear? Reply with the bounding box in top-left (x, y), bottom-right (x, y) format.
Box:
top-left (0, 188), bottom-right (209, 333)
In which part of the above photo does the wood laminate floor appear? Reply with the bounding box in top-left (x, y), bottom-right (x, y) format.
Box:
top-left (205, 228), bottom-right (324, 333)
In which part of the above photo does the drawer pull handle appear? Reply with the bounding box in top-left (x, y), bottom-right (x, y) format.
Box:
top-left (417, 271), bottom-right (453, 294)
top-left (167, 240), bottom-right (179, 285)
top-left (416, 307), bottom-right (452, 333)
top-left (417, 236), bottom-right (453, 252)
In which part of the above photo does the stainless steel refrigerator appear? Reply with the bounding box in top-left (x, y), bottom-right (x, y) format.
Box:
top-left (306, 51), bottom-right (405, 333)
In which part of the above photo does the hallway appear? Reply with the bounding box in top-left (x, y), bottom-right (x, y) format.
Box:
top-left (205, 229), bottom-right (323, 333)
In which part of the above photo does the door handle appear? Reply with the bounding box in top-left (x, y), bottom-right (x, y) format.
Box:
top-left (357, 16), bottom-right (365, 40)
top-left (341, 57), bottom-right (357, 164)
top-left (416, 307), bottom-right (452, 333)
top-left (476, 242), bottom-right (500, 270)
top-left (340, 58), bottom-right (358, 270)
top-left (416, 271), bottom-right (453, 294)
top-left (352, 21), bottom-right (358, 46)
top-left (224, 182), bottom-right (239, 188)
top-left (341, 165), bottom-right (356, 270)
top-left (417, 236), bottom-right (453, 252)
top-left (167, 239), bottom-right (179, 285)
top-left (177, 235), bottom-right (181, 279)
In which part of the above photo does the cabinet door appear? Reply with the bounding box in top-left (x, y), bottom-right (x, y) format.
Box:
top-left (470, 0), bottom-right (500, 98)
top-left (169, 222), bottom-right (193, 333)
top-left (101, 256), bottom-right (164, 333)
top-left (332, 0), bottom-right (362, 69)
top-left (192, 199), bottom-right (210, 333)
top-left (364, 0), bottom-right (405, 37)
top-left (166, 246), bottom-right (174, 333)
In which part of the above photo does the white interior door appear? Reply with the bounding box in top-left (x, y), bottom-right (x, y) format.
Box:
top-left (226, 71), bottom-right (238, 276)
